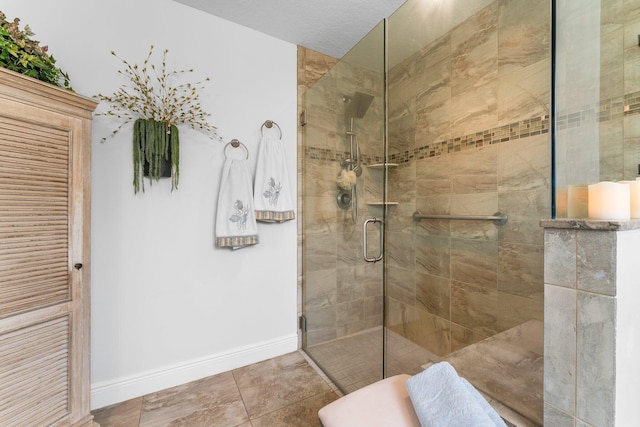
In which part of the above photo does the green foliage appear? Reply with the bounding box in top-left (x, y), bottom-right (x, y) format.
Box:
top-left (0, 11), bottom-right (72, 90)
top-left (133, 119), bottom-right (179, 193)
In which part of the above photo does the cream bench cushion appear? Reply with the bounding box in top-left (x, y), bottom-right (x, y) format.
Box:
top-left (318, 374), bottom-right (421, 427)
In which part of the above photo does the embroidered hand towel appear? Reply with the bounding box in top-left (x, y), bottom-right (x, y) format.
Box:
top-left (253, 134), bottom-right (295, 222)
top-left (215, 157), bottom-right (259, 249)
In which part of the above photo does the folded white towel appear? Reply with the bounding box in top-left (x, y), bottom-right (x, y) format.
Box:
top-left (253, 134), bottom-right (295, 222)
top-left (405, 362), bottom-right (506, 427)
top-left (215, 157), bottom-right (259, 249)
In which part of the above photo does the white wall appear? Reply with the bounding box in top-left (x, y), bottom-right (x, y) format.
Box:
top-left (3, 0), bottom-right (298, 409)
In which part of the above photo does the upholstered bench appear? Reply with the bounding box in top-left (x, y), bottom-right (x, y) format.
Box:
top-left (318, 374), bottom-right (421, 427)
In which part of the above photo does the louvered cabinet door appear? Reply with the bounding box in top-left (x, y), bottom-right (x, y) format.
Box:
top-left (0, 69), bottom-right (97, 427)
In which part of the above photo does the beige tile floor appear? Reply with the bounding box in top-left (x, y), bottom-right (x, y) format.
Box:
top-left (92, 329), bottom-right (434, 426)
top-left (92, 351), bottom-right (340, 427)
top-left (93, 324), bottom-right (541, 426)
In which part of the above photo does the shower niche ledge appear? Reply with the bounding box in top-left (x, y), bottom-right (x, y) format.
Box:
top-left (367, 201), bottom-right (399, 206)
top-left (368, 162), bottom-right (398, 169)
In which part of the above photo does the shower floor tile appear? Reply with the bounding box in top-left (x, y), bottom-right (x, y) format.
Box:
top-left (305, 323), bottom-right (542, 427)
top-left (304, 327), bottom-right (441, 393)
top-left (445, 319), bottom-right (544, 426)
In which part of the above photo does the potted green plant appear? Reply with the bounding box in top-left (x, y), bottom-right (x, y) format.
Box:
top-left (97, 45), bottom-right (220, 193)
top-left (0, 11), bottom-right (72, 90)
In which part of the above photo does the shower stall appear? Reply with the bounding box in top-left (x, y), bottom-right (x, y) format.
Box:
top-left (301, 0), bottom-right (551, 424)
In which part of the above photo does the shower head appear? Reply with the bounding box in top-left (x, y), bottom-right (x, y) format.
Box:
top-left (344, 91), bottom-right (374, 119)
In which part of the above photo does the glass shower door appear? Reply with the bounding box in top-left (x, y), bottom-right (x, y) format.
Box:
top-left (301, 20), bottom-right (387, 393)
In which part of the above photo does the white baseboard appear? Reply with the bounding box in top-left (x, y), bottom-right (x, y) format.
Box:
top-left (90, 333), bottom-right (298, 410)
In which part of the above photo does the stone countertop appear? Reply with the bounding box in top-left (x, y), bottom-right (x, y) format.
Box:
top-left (540, 218), bottom-right (640, 231)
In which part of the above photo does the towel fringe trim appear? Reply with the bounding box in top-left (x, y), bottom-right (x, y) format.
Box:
top-left (215, 235), bottom-right (259, 248)
top-left (255, 210), bottom-right (295, 222)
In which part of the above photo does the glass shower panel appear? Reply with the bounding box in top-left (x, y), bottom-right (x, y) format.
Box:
top-left (301, 0), bottom-right (551, 421)
top-left (554, 0), bottom-right (637, 218)
top-left (302, 21), bottom-right (386, 393)
top-left (384, 0), bottom-right (549, 422)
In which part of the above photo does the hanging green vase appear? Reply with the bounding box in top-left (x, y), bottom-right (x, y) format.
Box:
top-left (132, 118), bottom-right (180, 193)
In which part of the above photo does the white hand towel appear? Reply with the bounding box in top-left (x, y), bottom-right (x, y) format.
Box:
top-left (405, 361), bottom-right (506, 427)
top-left (215, 157), bottom-right (259, 249)
top-left (253, 134), bottom-right (295, 222)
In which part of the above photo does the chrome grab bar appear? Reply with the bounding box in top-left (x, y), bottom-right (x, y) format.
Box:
top-left (412, 211), bottom-right (508, 226)
top-left (363, 217), bottom-right (383, 263)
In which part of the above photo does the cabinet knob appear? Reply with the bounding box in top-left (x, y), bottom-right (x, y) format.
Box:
top-left (74, 263), bottom-right (83, 270)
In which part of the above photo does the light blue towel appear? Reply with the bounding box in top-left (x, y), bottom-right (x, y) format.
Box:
top-left (405, 362), bottom-right (507, 427)
top-left (460, 378), bottom-right (506, 427)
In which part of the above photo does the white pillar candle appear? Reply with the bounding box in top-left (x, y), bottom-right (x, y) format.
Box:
top-left (567, 184), bottom-right (588, 218)
top-left (588, 181), bottom-right (630, 220)
top-left (620, 181), bottom-right (640, 218)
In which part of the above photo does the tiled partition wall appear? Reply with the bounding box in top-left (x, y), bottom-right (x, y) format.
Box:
top-left (385, 0), bottom-right (551, 357)
top-left (542, 220), bottom-right (640, 426)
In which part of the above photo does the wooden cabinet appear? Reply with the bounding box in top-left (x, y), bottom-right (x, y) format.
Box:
top-left (0, 68), bottom-right (97, 426)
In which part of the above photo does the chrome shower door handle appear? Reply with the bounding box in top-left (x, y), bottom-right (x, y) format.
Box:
top-left (363, 217), bottom-right (383, 263)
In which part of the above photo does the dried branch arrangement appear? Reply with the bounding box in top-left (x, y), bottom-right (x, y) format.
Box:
top-left (96, 45), bottom-right (221, 193)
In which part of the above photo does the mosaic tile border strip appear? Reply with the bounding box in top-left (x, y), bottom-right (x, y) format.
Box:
top-left (556, 90), bottom-right (640, 129)
top-left (396, 115), bottom-right (549, 164)
top-left (305, 114), bottom-right (549, 166)
top-left (305, 146), bottom-right (383, 165)
top-left (305, 90), bottom-right (640, 165)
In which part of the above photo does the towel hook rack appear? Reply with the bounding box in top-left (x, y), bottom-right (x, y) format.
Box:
top-left (261, 120), bottom-right (282, 139)
top-left (224, 139), bottom-right (249, 159)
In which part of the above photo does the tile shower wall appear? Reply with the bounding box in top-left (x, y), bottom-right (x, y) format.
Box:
top-left (299, 46), bottom-right (386, 346)
top-left (386, 0), bottom-right (550, 356)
